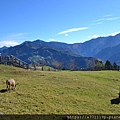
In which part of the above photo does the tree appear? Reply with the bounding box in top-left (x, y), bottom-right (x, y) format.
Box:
top-left (113, 62), bottom-right (119, 70)
top-left (105, 60), bottom-right (112, 70)
top-left (41, 66), bottom-right (44, 71)
top-left (52, 61), bottom-right (63, 70)
top-left (94, 60), bottom-right (104, 70)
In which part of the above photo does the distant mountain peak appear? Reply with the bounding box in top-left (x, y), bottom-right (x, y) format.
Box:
top-left (0, 46), bottom-right (8, 51)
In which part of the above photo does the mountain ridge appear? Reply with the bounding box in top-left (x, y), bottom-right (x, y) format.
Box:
top-left (0, 40), bottom-right (97, 70)
top-left (1, 33), bottom-right (120, 68)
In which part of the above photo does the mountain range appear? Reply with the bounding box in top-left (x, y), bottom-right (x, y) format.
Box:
top-left (0, 33), bottom-right (120, 69)
top-left (0, 40), bottom-right (96, 70)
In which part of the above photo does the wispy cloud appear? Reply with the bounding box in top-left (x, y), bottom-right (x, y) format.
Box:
top-left (103, 14), bottom-right (113, 17)
top-left (92, 18), bottom-right (105, 23)
top-left (2, 33), bottom-right (28, 41)
top-left (89, 22), bottom-right (103, 27)
top-left (57, 27), bottom-right (89, 35)
top-left (92, 14), bottom-right (120, 23)
top-left (106, 17), bottom-right (120, 21)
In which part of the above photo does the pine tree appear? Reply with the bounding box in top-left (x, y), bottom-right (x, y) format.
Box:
top-left (113, 62), bottom-right (118, 70)
top-left (105, 60), bottom-right (112, 70)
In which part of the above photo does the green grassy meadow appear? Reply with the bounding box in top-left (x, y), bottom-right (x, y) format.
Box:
top-left (0, 65), bottom-right (120, 114)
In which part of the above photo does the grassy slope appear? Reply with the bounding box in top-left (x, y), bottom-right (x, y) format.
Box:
top-left (0, 65), bottom-right (120, 114)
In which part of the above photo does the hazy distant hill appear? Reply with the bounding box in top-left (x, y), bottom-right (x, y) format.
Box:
top-left (95, 43), bottom-right (120, 64)
top-left (46, 33), bottom-right (120, 64)
top-left (70, 33), bottom-right (120, 57)
top-left (95, 43), bottom-right (120, 60)
top-left (47, 33), bottom-right (120, 65)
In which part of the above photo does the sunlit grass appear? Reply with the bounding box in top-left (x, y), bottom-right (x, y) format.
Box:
top-left (0, 65), bottom-right (120, 114)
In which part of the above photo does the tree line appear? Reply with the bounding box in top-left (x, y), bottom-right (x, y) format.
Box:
top-left (94, 60), bottom-right (119, 71)
top-left (31, 59), bottom-right (120, 71)
top-left (22, 55), bottom-right (120, 71)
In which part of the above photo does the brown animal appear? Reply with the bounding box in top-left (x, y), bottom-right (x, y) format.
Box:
top-left (6, 79), bottom-right (16, 91)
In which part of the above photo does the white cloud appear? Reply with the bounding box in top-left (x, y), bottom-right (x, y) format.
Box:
top-left (92, 14), bottom-right (113, 22)
top-left (109, 31), bottom-right (120, 36)
top-left (65, 34), bottom-right (68, 36)
top-left (92, 15), bottom-right (120, 26)
top-left (89, 31), bottom-right (120, 40)
top-left (87, 36), bottom-right (91, 38)
top-left (92, 35), bottom-right (100, 39)
top-left (106, 17), bottom-right (120, 21)
top-left (92, 18), bottom-right (105, 23)
top-left (88, 21), bottom-right (103, 27)
top-left (0, 33), bottom-right (28, 47)
top-left (87, 35), bottom-right (100, 39)
top-left (87, 32), bottom-right (120, 40)
top-left (57, 27), bottom-right (88, 35)
top-left (0, 41), bottom-right (19, 47)
top-left (49, 38), bottom-right (56, 42)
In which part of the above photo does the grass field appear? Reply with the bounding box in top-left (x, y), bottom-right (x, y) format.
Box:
top-left (0, 65), bottom-right (120, 114)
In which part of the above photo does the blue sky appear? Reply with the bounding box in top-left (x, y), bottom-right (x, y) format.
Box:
top-left (0, 0), bottom-right (120, 47)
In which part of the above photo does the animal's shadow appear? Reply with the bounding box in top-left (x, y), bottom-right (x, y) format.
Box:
top-left (111, 98), bottom-right (120, 104)
top-left (0, 89), bottom-right (8, 93)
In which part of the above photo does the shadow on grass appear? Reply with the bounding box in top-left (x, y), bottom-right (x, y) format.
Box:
top-left (111, 98), bottom-right (120, 104)
top-left (0, 89), bottom-right (7, 93)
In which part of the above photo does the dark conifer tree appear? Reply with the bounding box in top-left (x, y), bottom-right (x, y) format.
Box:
top-left (105, 60), bottom-right (112, 70)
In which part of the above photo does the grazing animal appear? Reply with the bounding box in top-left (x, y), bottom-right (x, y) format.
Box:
top-left (6, 79), bottom-right (16, 91)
